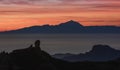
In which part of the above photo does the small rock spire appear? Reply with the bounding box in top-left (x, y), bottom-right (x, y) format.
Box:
top-left (34, 40), bottom-right (41, 51)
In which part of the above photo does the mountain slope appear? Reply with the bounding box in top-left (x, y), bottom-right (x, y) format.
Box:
top-left (2, 20), bottom-right (84, 33)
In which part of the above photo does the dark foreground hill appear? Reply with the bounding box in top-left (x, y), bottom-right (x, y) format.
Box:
top-left (1, 20), bottom-right (120, 33)
top-left (53, 45), bottom-right (120, 62)
top-left (0, 40), bottom-right (120, 70)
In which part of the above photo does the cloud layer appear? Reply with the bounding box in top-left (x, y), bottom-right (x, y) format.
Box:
top-left (0, 0), bottom-right (119, 5)
top-left (0, 0), bottom-right (120, 10)
top-left (0, 0), bottom-right (58, 5)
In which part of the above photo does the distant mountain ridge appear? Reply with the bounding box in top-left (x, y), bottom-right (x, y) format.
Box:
top-left (1, 20), bottom-right (120, 33)
top-left (53, 45), bottom-right (120, 62)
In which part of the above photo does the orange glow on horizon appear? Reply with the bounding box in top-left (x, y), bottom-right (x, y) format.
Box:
top-left (0, 0), bottom-right (120, 31)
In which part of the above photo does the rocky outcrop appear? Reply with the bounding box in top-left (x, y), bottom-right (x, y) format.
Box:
top-left (0, 40), bottom-right (56, 70)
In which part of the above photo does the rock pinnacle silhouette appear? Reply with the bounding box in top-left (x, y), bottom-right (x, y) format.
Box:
top-left (34, 40), bottom-right (41, 51)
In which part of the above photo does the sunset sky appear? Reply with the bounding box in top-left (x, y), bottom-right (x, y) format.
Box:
top-left (0, 0), bottom-right (120, 31)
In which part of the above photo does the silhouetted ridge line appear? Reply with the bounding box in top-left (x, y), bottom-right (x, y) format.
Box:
top-left (0, 41), bottom-right (120, 70)
top-left (1, 20), bottom-right (120, 33)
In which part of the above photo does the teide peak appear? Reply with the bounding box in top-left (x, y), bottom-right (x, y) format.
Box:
top-left (1, 20), bottom-right (120, 33)
top-left (58, 20), bottom-right (83, 27)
